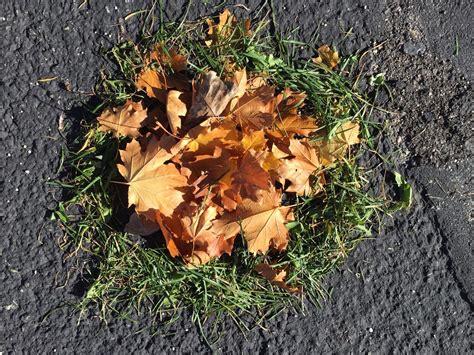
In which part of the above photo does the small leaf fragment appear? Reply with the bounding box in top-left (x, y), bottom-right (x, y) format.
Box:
top-left (312, 44), bottom-right (340, 70)
top-left (255, 263), bottom-right (302, 294)
top-left (166, 90), bottom-right (188, 134)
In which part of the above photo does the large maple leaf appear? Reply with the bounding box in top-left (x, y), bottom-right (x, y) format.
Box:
top-left (117, 136), bottom-right (188, 215)
top-left (213, 189), bottom-right (293, 254)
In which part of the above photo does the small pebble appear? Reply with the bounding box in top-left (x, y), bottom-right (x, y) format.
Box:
top-left (465, 137), bottom-right (474, 153)
top-left (403, 41), bottom-right (426, 56)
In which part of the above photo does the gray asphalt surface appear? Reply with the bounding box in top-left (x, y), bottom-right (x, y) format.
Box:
top-left (1, 0), bottom-right (472, 353)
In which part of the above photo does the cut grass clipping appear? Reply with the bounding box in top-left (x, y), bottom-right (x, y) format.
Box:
top-left (53, 9), bottom-right (409, 329)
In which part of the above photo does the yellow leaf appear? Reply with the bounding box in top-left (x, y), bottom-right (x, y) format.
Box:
top-left (241, 130), bottom-right (266, 151)
top-left (335, 121), bottom-right (360, 145)
top-left (318, 122), bottom-right (360, 166)
top-left (229, 68), bottom-right (247, 111)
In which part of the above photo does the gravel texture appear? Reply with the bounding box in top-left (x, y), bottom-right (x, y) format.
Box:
top-left (1, 0), bottom-right (472, 353)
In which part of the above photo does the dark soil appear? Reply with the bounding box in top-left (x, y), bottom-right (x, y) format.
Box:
top-left (1, 0), bottom-right (472, 353)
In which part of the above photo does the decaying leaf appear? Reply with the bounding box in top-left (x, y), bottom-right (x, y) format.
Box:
top-left (255, 263), bottom-right (302, 294)
top-left (312, 44), bottom-right (340, 70)
top-left (97, 100), bottom-right (147, 138)
top-left (187, 71), bottom-right (237, 122)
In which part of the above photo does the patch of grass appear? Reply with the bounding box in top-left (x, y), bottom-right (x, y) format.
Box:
top-left (52, 8), bottom-right (399, 336)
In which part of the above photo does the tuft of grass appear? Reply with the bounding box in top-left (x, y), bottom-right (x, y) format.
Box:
top-left (52, 8), bottom-right (401, 337)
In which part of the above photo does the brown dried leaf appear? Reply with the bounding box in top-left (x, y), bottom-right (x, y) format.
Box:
top-left (156, 204), bottom-right (236, 264)
top-left (149, 46), bottom-right (187, 72)
top-left (275, 89), bottom-right (306, 116)
top-left (136, 69), bottom-right (189, 103)
top-left (124, 212), bottom-right (160, 236)
top-left (135, 69), bottom-right (168, 103)
top-left (231, 85), bottom-right (275, 131)
top-left (117, 137), bottom-right (188, 215)
top-left (255, 263), bottom-right (302, 294)
top-left (166, 90), bottom-right (188, 135)
top-left (187, 71), bottom-right (237, 122)
top-left (267, 115), bottom-right (319, 139)
top-left (205, 9), bottom-right (249, 47)
top-left (232, 151), bottom-right (271, 199)
top-left (278, 139), bottom-right (321, 195)
top-left (213, 188), bottom-right (293, 254)
top-left (97, 100), bottom-right (147, 138)
top-left (312, 45), bottom-right (340, 70)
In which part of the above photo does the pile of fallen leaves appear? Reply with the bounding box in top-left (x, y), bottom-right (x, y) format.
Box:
top-left (96, 10), bottom-right (360, 291)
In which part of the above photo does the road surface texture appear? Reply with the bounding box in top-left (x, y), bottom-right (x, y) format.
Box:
top-left (1, 0), bottom-right (472, 353)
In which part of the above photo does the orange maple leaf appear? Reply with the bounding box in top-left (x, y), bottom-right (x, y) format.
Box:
top-left (156, 204), bottom-right (236, 264)
top-left (277, 139), bottom-right (322, 195)
top-left (267, 115), bottom-right (319, 139)
top-left (230, 85), bottom-right (275, 131)
top-left (213, 188), bottom-right (293, 254)
top-left (255, 263), bottom-right (302, 294)
top-left (117, 136), bottom-right (188, 215)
